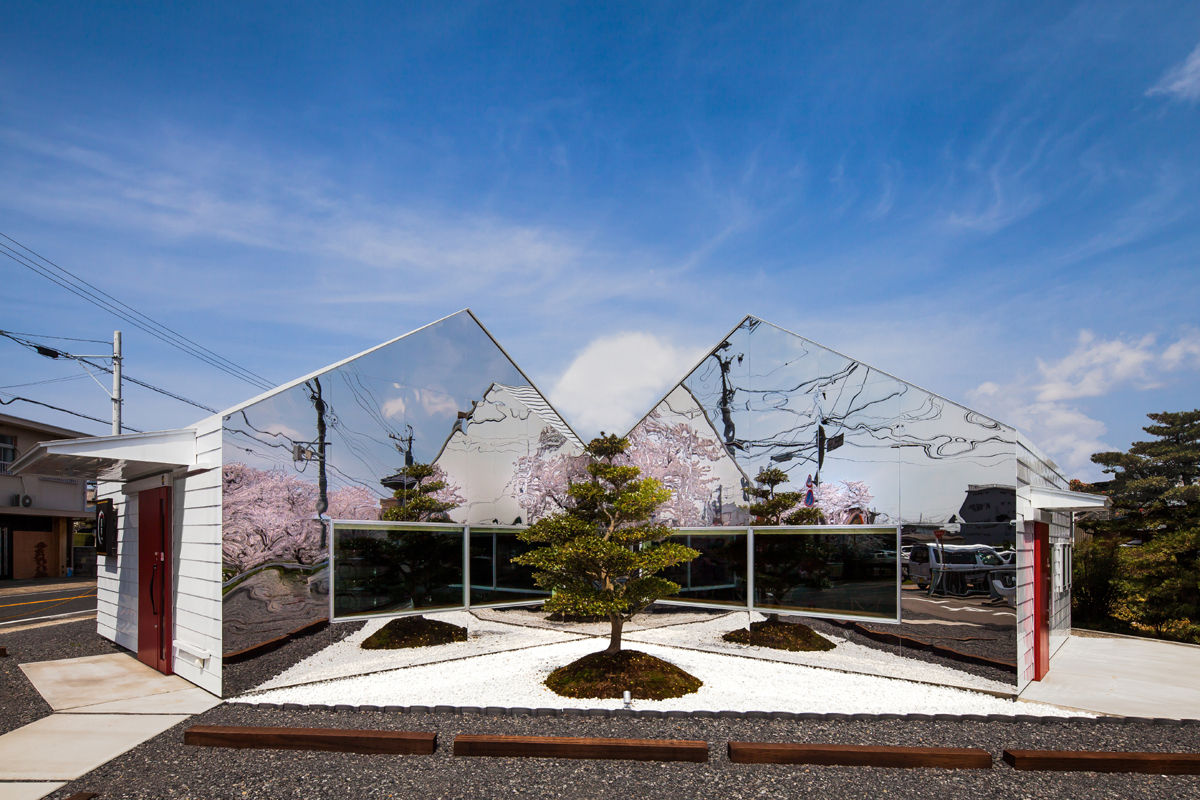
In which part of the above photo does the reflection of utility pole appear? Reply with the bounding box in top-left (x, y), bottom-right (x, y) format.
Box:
top-left (715, 342), bottom-right (744, 453)
top-left (307, 378), bottom-right (329, 548)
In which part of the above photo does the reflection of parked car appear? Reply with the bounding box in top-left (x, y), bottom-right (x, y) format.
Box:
top-left (995, 549), bottom-right (1015, 565)
top-left (900, 545), bottom-right (913, 578)
top-left (907, 543), bottom-right (1004, 594)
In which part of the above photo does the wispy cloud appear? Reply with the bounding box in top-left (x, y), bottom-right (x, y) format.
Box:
top-left (967, 329), bottom-right (1200, 474)
top-left (1147, 41), bottom-right (1200, 102)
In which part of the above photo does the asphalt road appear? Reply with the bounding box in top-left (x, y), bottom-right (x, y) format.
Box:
top-left (0, 580), bottom-right (97, 627)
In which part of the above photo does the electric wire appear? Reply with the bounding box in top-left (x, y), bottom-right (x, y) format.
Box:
top-left (0, 393), bottom-right (143, 432)
top-left (0, 235), bottom-right (275, 391)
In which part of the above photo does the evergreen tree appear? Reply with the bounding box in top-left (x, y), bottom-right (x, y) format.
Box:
top-left (1082, 410), bottom-right (1200, 538)
top-left (514, 434), bottom-right (699, 652)
top-left (382, 463), bottom-right (460, 522)
top-left (746, 467), bottom-right (821, 525)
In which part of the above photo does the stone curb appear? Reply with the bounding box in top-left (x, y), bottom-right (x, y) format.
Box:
top-left (228, 702), bottom-right (1200, 726)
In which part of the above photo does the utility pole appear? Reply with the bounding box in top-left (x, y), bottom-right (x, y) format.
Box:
top-left (111, 330), bottom-right (122, 434)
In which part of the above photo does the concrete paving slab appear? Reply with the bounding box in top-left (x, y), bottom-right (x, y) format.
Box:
top-left (0, 782), bottom-right (67, 800)
top-left (0, 713), bottom-right (189, 781)
top-left (60, 686), bottom-right (220, 715)
top-left (1019, 633), bottom-right (1200, 719)
top-left (19, 653), bottom-right (193, 711)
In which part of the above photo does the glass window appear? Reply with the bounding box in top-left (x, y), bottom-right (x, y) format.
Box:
top-left (663, 530), bottom-right (747, 606)
top-left (0, 435), bottom-right (15, 474)
top-left (752, 527), bottom-right (898, 620)
top-left (469, 527), bottom-right (549, 605)
top-left (332, 524), bottom-right (463, 617)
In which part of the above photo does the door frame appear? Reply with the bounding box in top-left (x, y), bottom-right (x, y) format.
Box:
top-left (1031, 520), bottom-right (1051, 681)
top-left (137, 486), bottom-right (172, 674)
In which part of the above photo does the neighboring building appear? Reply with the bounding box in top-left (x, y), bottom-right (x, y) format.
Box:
top-left (0, 412), bottom-right (91, 580)
top-left (12, 311), bottom-right (1105, 699)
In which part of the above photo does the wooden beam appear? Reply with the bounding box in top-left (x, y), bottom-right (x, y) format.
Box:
top-left (63, 793), bottom-right (99, 800)
top-left (1003, 749), bottom-right (1200, 774)
top-left (184, 725), bottom-right (436, 755)
top-left (728, 742), bottom-right (992, 769)
top-left (454, 734), bottom-right (708, 762)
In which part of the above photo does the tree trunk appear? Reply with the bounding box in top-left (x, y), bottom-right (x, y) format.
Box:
top-left (606, 613), bottom-right (624, 652)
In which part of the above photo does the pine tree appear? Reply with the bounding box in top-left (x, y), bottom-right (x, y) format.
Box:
top-left (514, 434), bottom-right (699, 652)
top-left (382, 463), bottom-right (460, 522)
top-left (1083, 410), bottom-right (1200, 538)
top-left (746, 467), bottom-right (821, 525)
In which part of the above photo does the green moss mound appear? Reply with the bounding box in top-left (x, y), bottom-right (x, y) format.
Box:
top-left (545, 649), bottom-right (702, 700)
top-left (722, 618), bottom-right (836, 652)
top-left (360, 616), bottom-right (467, 650)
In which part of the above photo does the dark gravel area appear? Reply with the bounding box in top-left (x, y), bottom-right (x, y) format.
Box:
top-left (222, 619), bottom-right (366, 697)
top-left (44, 704), bottom-right (1200, 799)
top-left (805, 617), bottom-right (1017, 688)
top-left (0, 617), bottom-right (124, 735)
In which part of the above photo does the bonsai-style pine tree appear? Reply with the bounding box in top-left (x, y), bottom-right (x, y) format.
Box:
top-left (514, 434), bottom-right (699, 653)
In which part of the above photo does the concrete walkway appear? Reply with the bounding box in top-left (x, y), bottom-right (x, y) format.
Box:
top-left (0, 653), bottom-right (219, 799)
top-left (1019, 632), bottom-right (1200, 718)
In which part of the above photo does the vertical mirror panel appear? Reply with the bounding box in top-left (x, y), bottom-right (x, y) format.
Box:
top-left (333, 525), bottom-right (464, 617)
top-left (662, 530), bottom-right (748, 606)
top-left (752, 528), bottom-right (898, 620)
top-left (222, 311), bottom-right (582, 655)
top-left (469, 526), bottom-right (550, 605)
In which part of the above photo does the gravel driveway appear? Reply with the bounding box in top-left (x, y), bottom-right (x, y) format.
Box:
top-left (42, 703), bottom-right (1200, 799)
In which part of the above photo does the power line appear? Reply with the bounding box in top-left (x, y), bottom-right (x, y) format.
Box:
top-left (0, 393), bottom-right (143, 432)
top-left (0, 330), bottom-right (110, 344)
top-left (0, 375), bottom-right (88, 391)
top-left (0, 331), bottom-right (218, 413)
top-left (0, 234), bottom-right (275, 391)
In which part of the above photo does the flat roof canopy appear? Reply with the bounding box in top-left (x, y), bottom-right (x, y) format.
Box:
top-left (1019, 485), bottom-right (1110, 512)
top-left (10, 428), bottom-right (199, 482)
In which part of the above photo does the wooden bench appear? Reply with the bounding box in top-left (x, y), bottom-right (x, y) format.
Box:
top-left (453, 734), bottom-right (708, 762)
top-left (728, 742), bottom-right (992, 769)
top-left (1003, 749), bottom-right (1200, 774)
top-left (183, 725), bottom-right (436, 755)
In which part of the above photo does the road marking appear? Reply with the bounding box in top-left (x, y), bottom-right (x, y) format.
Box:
top-left (0, 609), bottom-right (96, 628)
top-left (0, 592), bottom-right (97, 608)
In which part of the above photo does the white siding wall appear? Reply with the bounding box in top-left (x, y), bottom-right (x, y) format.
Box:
top-left (93, 422), bottom-right (223, 697)
top-left (171, 419), bottom-right (222, 696)
top-left (1014, 437), bottom-right (1072, 692)
top-left (95, 480), bottom-right (137, 651)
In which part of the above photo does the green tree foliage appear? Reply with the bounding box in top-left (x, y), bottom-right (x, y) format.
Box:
top-left (1115, 528), bottom-right (1200, 640)
top-left (382, 463), bottom-right (458, 522)
top-left (1082, 410), bottom-right (1200, 538)
top-left (1071, 536), bottom-right (1123, 627)
top-left (514, 434), bottom-right (699, 652)
top-left (746, 467), bottom-right (821, 525)
top-left (1074, 410), bottom-right (1200, 644)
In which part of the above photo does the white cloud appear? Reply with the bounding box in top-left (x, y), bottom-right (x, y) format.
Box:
top-left (966, 328), bottom-right (1200, 476)
top-left (1034, 330), bottom-right (1159, 402)
top-left (1148, 41), bottom-right (1200, 103)
top-left (1162, 329), bottom-right (1200, 371)
top-left (549, 332), bottom-right (705, 439)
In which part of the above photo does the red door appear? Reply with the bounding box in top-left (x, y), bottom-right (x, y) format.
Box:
top-left (137, 486), bottom-right (172, 674)
top-left (1031, 521), bottom-right (1051, 681)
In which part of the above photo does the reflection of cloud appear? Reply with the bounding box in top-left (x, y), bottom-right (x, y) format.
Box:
top-left (380, 388), bottom-right (461, 420)
top-left (381, 396), bottom-right (407, 419)
top-left (1147, 41), bottom-right (1200, 103)
top-left (550, 332), bottom-right (705, 439)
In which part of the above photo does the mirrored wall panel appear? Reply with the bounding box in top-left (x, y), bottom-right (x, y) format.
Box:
top-left (469, 526), bottom-right (550, 606)
top-left (221, 311), bottom-right (582, 655)
top-left (627, 316), bottom-right (1020, 682)
top-left (660, 529), bottom-right (747, 607)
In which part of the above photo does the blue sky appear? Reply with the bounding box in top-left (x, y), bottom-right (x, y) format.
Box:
top-left (2, 1), bottom-right (1199, 479)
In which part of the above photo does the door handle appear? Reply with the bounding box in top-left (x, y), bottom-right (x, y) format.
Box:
top-left (149, 563), bottom-right (158, 616)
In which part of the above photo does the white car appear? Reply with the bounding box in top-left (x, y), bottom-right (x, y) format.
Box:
top-left (907, 543), bottom-right (1006, 593)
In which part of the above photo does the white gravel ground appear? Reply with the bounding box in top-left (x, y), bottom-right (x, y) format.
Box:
top-left (623, 611), bottom-right (1015, 695)
top-left (251, 611), bottom-right (587, 692)
top-left (241, 633), bottom-right (1087, 717)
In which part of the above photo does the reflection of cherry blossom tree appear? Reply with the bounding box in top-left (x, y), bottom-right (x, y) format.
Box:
top-left (510, 414), bottom-right (727, 525)
top-left (222, 463), bottom-right (383, 573)
top-left (626, 411), bottom-right (725, 526)
top-left (811, 480), bottom-right (874, 524)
